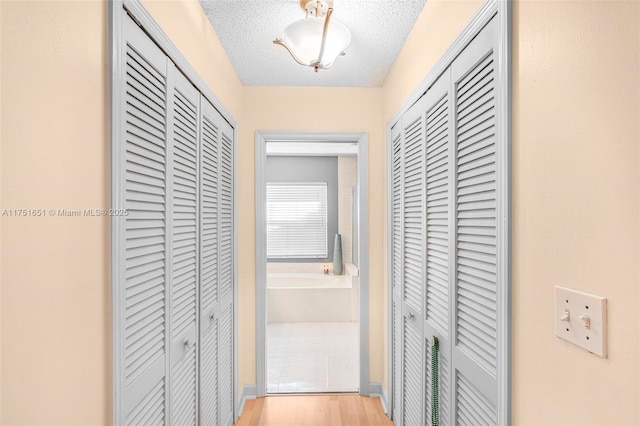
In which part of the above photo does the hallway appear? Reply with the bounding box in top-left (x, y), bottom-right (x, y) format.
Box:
top-left (1, 0), bottom-right (639, 425)
top-left (234, 394), bottom-right (392, 426)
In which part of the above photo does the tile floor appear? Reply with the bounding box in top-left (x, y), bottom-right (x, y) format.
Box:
top-left (266, 322), bottom-right (359, 394)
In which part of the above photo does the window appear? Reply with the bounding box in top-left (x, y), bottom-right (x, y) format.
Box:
top-left (267, 182), bottom-right (328, 258)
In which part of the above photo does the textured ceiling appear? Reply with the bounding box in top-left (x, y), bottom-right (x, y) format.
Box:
top-left (198, 0), bottom-right (427, 87)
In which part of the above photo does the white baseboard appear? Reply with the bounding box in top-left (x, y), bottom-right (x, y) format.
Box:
top-left (368, 382), bottom-right (389, 415)
top-left (236, 384), bottom-right (257, 419)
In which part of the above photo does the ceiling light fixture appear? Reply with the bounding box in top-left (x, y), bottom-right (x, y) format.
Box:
top-left (273, 0), bottom-right (351, 73)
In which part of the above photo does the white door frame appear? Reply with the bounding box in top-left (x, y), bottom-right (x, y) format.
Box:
top-left (255, 131), bottom-right (370, 397)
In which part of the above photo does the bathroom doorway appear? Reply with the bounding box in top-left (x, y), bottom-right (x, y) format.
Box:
top-left (255, 132), bottom-right (369, 397)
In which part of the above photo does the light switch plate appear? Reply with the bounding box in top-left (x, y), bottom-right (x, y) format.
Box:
top-left (555, 286), bottom-right (607, 358)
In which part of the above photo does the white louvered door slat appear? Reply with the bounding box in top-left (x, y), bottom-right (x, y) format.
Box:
top-left (199, 96), bottom-right (220, 426)
top-left (403, 107), bottom-right (424, 313)
top-left (401, 97), bottom-right (426, 426)
top-left (390, 123), bottom-right (404, 425)
top-left (200, 315), bottom-right (218, 425)
top-left (169, 65), bottom-right (200, 426)
top-left (218, 119), bottom-right (234, 426)
top-left (451, 16), bottom-right (500, 426)
top-left (120, 13), bottom-right (168, 425)
top-left (423, 70), bottom-right (453, 426)
top-left (403, 320), bottom-right (422, 426)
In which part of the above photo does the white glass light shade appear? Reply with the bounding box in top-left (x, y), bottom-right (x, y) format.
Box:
top-left (281, 15), bottom-right (351, 68)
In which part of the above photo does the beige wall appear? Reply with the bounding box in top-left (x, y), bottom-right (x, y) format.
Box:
top-left (0, 0), bottom-right (242, 424)
top-left (1, 1), bottom-right (110, 424)
top-left (240, 86), bottom-right (385, 390)
top-left (0, 1), bottom-right (4, 421)
top-left (512, 1), bottom-right (640, 424)
top-left (384, 0), bottom-right (640, 424)
top-left (140, 0), bottom-right (243, 120)
top-left (0, 2), bottom-right (3, 424)
top-left (382, 0), bottom-right (484, 122)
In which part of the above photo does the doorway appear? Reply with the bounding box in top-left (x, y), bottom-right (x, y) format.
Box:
top-left (255, 132), bottom-right (370, 397)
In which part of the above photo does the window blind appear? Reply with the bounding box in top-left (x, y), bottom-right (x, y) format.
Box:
top-left (266, 183), bottom-right (328, 259)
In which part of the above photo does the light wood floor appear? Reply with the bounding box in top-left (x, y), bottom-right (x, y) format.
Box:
top-left (234, 393), bottom-right (394, 426)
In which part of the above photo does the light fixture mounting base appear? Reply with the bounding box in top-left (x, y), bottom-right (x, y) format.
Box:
top-left (299, 0), bottom-right (333, 16)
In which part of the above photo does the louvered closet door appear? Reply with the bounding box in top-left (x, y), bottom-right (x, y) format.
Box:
top-left (390, 122), bottom-right (404, 425)
top-left (199, 96), bottom-right (221, 426)
top-left (218, 118), bottom-right (234, 426)
top-left (116, 7), bottom-right (238, 426)
top-left (450, 16), bottom-right (500, 425)
top-left (169, 65), bottom-right (200, 426)
top-left (400, 97), bottom-right (427, 426)
top-left (119, 14), bottom-right (170, 425)
top-left (423, 70), bottom-right (453, 426)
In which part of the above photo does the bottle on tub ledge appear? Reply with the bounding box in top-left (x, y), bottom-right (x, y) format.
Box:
top-left (332, 233), bottom-right (343, 275)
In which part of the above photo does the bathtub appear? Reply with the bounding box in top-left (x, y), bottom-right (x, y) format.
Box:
top-left (267, 270), bottom-right (358, 323)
